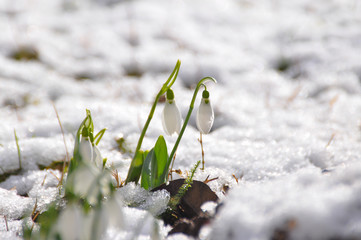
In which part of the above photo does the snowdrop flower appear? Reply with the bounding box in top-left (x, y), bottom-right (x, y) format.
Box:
top-left (51, 204), bottom-right (83, 240)
top-left (196, 90), bottom-right (214, 134)
top-left (102, 194), bottom-right (124, 228)
top-left (93, 145), bottom-right (103, 169)
top-left (162, 89), bottom-right (182, 136)
top-left (72, 164), bottom-right (99, 203)
top-left (69, 162), bottom-right (112, 204)
top-left (82, 208), bottom-right (108, 240)
top-left (79, 136), bottom-right (93, 162)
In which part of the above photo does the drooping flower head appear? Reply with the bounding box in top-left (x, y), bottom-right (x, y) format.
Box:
top-left (162, 89), bottom-right (182, 136)
top-left (196, 89), bottom-right (214, 134)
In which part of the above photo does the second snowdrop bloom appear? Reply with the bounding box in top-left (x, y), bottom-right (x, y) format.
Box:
top-left (196, 89), bottom-right (214, 134)
top-left (162, 89), bottom-right (182, 136)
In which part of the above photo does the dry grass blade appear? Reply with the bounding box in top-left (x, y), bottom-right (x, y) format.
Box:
top-left (329, 95), bottom-right (339, 109)
top-left (52, 103), bottom-right (70, 186)
top-left (48, 170), bottom-right (60, 182)
top-left (203, 175), bottom-right (218, 184)
top-left (41, 174), bottom-right (47, 186)
top-left (4, 215), bottom-right (9, 231)
top-left (198, 132), bottom-right (205, 170)
top-left (326, 132), bottom-right (336, 148)
top-left (30, 199), bottom-right (38, 219)
top-left (168, 152), bottom-right (177, 181)
top-left (111, 169), bottom-right (124, 188)
top-left (284, 86), bottom-right (302, 108)
top-left (232, 174), bottom-right (239, 183)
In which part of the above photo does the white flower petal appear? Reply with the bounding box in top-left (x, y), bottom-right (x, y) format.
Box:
top-left (52, 204), bottom-right (83, 240)
top-left (72, 164), bottom-right (99, 203)
top-left (93, 145), bottom-right (103, 169)
top-left (103, 195), bottom-right (124, 228)
top-left (162, 100), bottom-right (182, 136)
top-left (79, 136), bottom-right (93, 162)
top-left (83, 208), bottom-right (108, 240)
top-left (196, 98), bottom-right (214, 134)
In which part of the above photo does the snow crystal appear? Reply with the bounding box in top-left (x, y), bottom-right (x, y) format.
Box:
top-left (0, 170), bottom-right (60, 196)
top-left (0, 188), bottom-right (34, 220)
top-left (116, 182), bottom-right (149, 207)
top-left (139, 189), bottom-right (170, 216)
top-left (116, 182), bottom-right (170, 216)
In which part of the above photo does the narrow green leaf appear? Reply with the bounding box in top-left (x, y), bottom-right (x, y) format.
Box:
top-left (152, 136), bottom-right (168, 188)
top-left (125, 150), bottom-right (145, 184)
top-left (14, 129), bottom-right (22, 170)
top-left (140, 149), bottom-right (154, 190)
top-left (94, 128), bottom-right (107, 145)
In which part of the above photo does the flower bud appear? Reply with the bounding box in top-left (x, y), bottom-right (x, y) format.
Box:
top-left (196, 90), bottom-right (214, 134)
top-left (79, 136), bottom-right (93, 162)
top-left (162, 89), bottom-right (182, 136)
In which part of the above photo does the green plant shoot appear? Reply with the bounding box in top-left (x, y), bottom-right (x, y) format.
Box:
top-left (125, 60), bottom-right (181, 184)
top-left (124, 60), bottom-right (216, 191)
top-left (140, 136), bottom-right (168, 190)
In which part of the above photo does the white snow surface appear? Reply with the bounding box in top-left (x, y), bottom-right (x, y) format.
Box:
top-left (1, 0), bottom-right (361, 239)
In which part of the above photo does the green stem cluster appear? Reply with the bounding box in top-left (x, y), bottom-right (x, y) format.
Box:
top-left (124, 60), bottom-right (216, 185)
top-left (166, 77), bottom-right (216, 172)
top-left (125, 60), bottom-right (181, 184)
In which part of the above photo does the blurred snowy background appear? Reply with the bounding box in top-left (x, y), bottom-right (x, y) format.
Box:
top-left (1, 0), bottom-right (361, 239)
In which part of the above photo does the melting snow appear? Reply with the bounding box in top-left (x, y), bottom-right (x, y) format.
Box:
top-left (1, 0), bottom-right (361, 239)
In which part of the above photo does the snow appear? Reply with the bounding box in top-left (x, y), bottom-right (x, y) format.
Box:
top-left (1, 0), bottom-right (361, 239)
top-left (117, 182), bottom-right (170, 216)
top-left (0, 188), bottom-right (34, 220)
top-left (210, 165), bottom-right (361, 240)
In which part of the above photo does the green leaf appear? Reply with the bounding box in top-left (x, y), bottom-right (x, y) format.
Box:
top-left (94, 128), bottom-right (107, 145)
top-left (141, 136), bottom-right (169, 190)
top-left (152, 136), bottom-right (168, 188)
top-left (141, 149), bottom-right (154, 190)
top-left (124, 150), bottom-right (146, 184)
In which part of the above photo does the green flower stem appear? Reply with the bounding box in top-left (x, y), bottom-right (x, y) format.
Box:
top-left (125, 60), bottom-right (181, 183)
top-left (166, 77), bottom-right (216, 172)
top-left (132, 60), bottom-right (180, 157)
